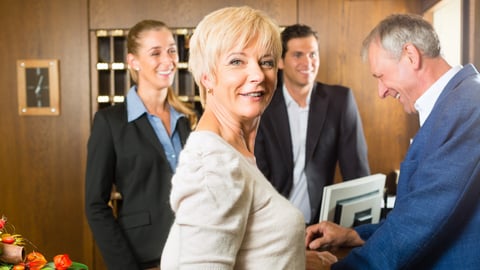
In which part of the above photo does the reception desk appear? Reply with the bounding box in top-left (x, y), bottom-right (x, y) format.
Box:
top-left (308, 247), bottom-right (353, 270)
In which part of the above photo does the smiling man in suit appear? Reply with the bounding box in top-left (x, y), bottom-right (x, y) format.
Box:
top-left (254, 24), bottom-right (370, 226)
top-left (306, 14), bottom-right (480, 269)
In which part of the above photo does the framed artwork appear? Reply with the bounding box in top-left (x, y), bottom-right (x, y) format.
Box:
top-left (17, 59), bottom-right (60, 116)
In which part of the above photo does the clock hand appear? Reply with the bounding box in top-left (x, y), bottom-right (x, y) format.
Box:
top-left (34, 75), bottom-right (44, 96)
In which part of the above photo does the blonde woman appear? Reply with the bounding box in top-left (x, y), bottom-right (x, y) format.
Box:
top-left (161, 6), bottom-right (305, 269)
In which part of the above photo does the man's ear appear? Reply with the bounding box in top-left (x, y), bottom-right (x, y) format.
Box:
top-left (404, 43), bottom-right (421, 68)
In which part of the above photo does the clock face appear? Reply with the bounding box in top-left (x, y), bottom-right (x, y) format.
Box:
top-left (26, 67), bottom-right (50, 107)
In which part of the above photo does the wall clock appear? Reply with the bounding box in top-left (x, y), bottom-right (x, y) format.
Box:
top-left (17, 59), bottom-right (60, 116)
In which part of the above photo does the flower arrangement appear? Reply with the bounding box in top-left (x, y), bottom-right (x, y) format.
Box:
top-left (0, 215), bottom-right (88, 270)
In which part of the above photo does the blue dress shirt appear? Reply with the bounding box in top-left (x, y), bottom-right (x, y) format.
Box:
top-left (126, 86), bottom-right (184, 172)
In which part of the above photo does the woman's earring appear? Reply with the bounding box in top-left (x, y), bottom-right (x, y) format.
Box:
top-left (207, 88), bottom-right (213, 94)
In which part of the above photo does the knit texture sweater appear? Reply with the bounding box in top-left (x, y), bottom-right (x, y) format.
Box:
top-left (161, 131), bottom-right (305, 269)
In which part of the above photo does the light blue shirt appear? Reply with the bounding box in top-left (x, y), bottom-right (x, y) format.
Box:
top-left (283, 85), bottom-right (312, 223)
top-left (126, 86), bottom-right (184, 172)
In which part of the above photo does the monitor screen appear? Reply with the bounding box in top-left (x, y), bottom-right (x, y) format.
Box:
top-left (319, 173), bottom-right (386, 227)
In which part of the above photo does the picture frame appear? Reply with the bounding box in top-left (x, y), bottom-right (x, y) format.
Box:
top-left (17, 59), bottom-right (60, 116)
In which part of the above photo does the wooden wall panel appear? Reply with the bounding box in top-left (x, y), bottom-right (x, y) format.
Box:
top-left (0, 0), bottom-right (92, 267)
top-left (298, 0), bottom-right (420, 182)
top-left (0, 1), bottom-right (449, 270)
top-left (89, 0), bottom-right (297, 29)
top-left (465, 0), bottom-right (480, 67)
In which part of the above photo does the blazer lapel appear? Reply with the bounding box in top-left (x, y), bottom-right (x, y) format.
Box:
top-left (305, 83), bottom-right (328, 163)
top-left (135, 115), bottom-right (169, 161)
top-left (176, 117), bottom-right (191, 146)
top-left (269, 88), bottom-right (294, 167)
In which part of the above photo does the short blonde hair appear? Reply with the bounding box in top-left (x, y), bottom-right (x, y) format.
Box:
top-left (188, 6), bottom-right (282, 106)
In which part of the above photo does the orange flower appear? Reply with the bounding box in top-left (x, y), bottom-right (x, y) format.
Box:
top-left (0, 216), bottom-right (6, 230)
top-left (1, 234), bottom-right (15, 244)
top-left (25, 251), bottom-right (47, 270)
top-left (54, 254), bottom-right (73, 270)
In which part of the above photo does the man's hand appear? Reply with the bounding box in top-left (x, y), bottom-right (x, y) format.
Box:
top-left (305, 221), bottom-right (365, 250)
top-left (306, 249), bottom-right (338, 270)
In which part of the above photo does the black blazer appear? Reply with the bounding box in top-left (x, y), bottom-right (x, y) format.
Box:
top-left (255, 82), bottom-right (370, 225)
top-left (85, 103), bottom-right (191, 269)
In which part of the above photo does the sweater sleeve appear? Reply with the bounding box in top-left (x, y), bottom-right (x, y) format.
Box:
top-left (169, 140), bottom-right (252, 269)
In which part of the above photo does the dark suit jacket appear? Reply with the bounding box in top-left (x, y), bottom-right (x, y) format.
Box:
top-left (255, 81), bottom-right (370, 225)
top-left (85, 103), bottom-right (191, 270)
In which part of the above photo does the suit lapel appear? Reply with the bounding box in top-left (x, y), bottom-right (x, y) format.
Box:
top-left (305, 83), bottom-right (328, 163)
top-left (270, 88), bottom-right (294, 167)
top-left (176, 117), bottom-right (191, 146)
top-left (135, 115), bottom-right (169, 161)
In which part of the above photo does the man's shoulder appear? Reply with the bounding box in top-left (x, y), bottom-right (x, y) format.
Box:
top-left (312, 81), bottom-right (352, 100)
top-left (314, 81), bottom-right (351, 92)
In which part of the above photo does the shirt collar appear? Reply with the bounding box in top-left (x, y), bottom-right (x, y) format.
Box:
top-left (126, 85), bottom-right (184, 123)
top-left (126, 86), bottom-right (147, 122)
top-left (414, 65), bottom-right (462, 126)
top-left (282, 84), bottom-right (312, 108)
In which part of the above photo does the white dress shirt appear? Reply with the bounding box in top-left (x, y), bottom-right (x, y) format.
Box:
top-left (283, 85), bottom-right (312, 223)
top-left (415, 65), bottom-right (462, 126)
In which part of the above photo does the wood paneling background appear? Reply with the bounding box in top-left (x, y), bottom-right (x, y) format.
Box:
top-left (464, 0), bottom-right (480, 65)
top-left (89, 0), bottom-right (298, 29)
top-left (0, 0), bottom-right (92, 267)
top-left (2, 0), bottom-right (474, 269)
top-left (298, 0), bottom-right (421, 181)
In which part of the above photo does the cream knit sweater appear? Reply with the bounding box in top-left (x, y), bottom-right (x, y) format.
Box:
top-left (161, 131), bottom-right (305, 269)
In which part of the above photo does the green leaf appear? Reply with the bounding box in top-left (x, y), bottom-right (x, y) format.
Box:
top-left (42, 261), bottom-right (88, 270)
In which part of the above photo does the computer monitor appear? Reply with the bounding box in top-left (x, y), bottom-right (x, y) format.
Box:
top-left (319, 173), bottom-right (386, 227)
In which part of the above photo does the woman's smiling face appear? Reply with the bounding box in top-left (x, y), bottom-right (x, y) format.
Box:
top-left (134, 28), bottom-right (179, 90)
top-left (204, 40), bottom-right (278, 122)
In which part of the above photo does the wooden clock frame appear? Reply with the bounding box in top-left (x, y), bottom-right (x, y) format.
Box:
top-left (17, 59), bottom-right (60, 116)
